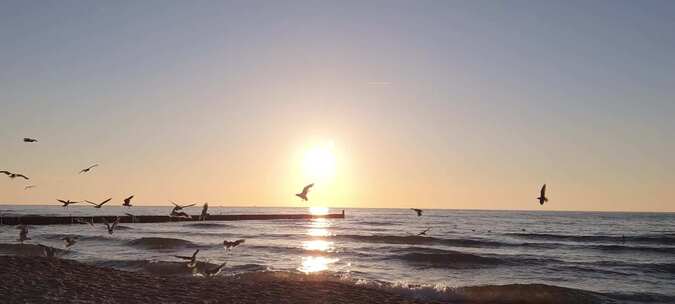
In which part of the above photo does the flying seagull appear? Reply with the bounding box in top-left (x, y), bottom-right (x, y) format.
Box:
top-left (171, 201), bottom-right (196, 211)
top-left (62, 236), bottom-right (77, 248)
top-left (223, 239), bottom-right (245, 251)
top-left (537, 184), bottom-right (548, 205)
top-left (417, 228), bottom-right (431, 236)
top-left (79, 164), bottom-right (99, 174)
top-left (203, 262), bottom-right (227, 277)
top-left (170, 206), bottom-right (192, 219)
top-left (174, 249), bottom-right (200, 268)
top-left (85, 198), bottom-right (112, 208)
top-left (122, 195), bottom-right (134, 208)
top-left (39, 244), bottom-right (57, 257)
top-left (295, 183), bottom-right (314, 201)
top-left (24, 185), bottom-right (36, 190)
top-left (103, 217), bottom-right (120, 235)
top-left (411, 208), bottom-right (423, 216)
top-left (1, 171), bottom-right (29, 180)
top-left (58, 199), bottom-right (79, 208)
top-left (199, 203), bottom-right (209, 221)
top-left (23, 138), bottom-right (38, 143)
top-left (17, 225), bottom-right (30, 243)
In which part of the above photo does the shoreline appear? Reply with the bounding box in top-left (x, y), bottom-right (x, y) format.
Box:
top-left (0, 255), bottom-right (427, 304)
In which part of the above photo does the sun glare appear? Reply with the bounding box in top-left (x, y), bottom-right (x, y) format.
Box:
top-left (309, 206), bottom-right (329, 215)
top-left (302, 142), bottom-right (336, 183)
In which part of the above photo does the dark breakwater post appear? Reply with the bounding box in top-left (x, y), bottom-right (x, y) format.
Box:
top-left (0, 212), bottom-right (345, 226)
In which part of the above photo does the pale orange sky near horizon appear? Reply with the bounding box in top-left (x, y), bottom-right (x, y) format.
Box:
top-left (1, 2), bottom-right (674, 212)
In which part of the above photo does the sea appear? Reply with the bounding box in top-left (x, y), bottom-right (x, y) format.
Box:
top-left (1, 205), bottom-right (674, 303)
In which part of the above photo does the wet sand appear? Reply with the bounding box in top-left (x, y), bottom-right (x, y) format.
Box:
top-left (0, 256), bottom-right (428, 304)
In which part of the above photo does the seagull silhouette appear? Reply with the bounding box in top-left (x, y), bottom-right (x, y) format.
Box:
top-left (1, 171), bottom-right (29, 180)
top-left (17, 225), bottom-right (30, 243)
top-left (171, 201), bottom-right (196, 211)
top-left (223, 239), bottom-right (245, 251)
top-left (23, 138), bottom-right (38, 143)
top-left (122, 195), bottom-right (134, 207)
top-left (199, 203), bottom-right (209, 221)
top-left (296, 183), bottom-right (314, 201)
top-left (58, 200), bottom-right (79, 208)
top-left (174, 249), bottom-right (200, 268)
top-left (24, 185), bottom-right (36, 190)
top-left (62, 236), bottom-right (77, 248)
top-left (170, 206), bottom-right (192, 219)
top-left (103, 217), bottom-right (120, 234)
top-left (411, 208), bottom-right (423, 216)
top-left (537, 184), bottom-right (548, 205)
top-left (417, 228), bottom-right (431, 236)
top-left (203, 262), bottom-right (227, 277)
top-left (79, 164), bottom-right (99, 174)
top-left (85, 198), bottom-right (112, 208)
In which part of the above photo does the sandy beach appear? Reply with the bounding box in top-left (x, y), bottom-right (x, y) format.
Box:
top-left (0, 255), bottom-right (428, 304)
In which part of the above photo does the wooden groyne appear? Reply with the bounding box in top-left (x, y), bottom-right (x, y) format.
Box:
top-left (0, 211), bottom-right (345, 226)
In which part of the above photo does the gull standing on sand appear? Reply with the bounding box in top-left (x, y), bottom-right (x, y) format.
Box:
top-left (122, 195), bottom-right (134, 208)
top-left (174, 249), bottom-right (200, 268)
top-left (417, 228), bottom-right (431, 236)
top-left (23, 137), bottom-right (38, 143)
top-left (17, 225), bottom-right (30, 243)
top-left (103, 217), bottom-right (120, 235)
top-left (58, 199), bottom-right (79, 208)
top-left (296, 183), bottom-right (314, 201)
top-left (1, 171), bottom-right (29, 180)
top-left (62, 236), bottom-right (77, 248)
top-left (537, 184), bottom-right (548, 205)
top-left (223, 239), bottom-right (245, 251)
top-left (411, 208), bottom-right (423, 216)
top-left (86, 198), bottom-right (112, 209)
top-left (199, 203), bottom-right (209, 221)
top-left (79, 164), bottom-right (99, 174)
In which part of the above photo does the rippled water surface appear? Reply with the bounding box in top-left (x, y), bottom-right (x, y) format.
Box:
top-left (1, 206), bottom-right (674, 303)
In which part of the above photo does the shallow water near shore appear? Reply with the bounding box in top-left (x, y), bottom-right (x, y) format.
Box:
top-left (1, 206), bottom-right (674, 303)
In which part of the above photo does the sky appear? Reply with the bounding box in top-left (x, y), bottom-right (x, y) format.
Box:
top-left (1, 1), bottom-right (674, 212)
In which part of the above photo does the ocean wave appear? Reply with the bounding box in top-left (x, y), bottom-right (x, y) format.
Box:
top-left (126, 237), bottom-right (199, 250)
top-left (0, 243), bottom-right (68, 257)
top-left (387, 247), bottom-right (504, 268)
top-left (94, 259), bottom-right (221, 276)
top-left (334, 234), bottom-right (508, 248)
top-left (358, 221), bottom-right (399, 226)
top-left (507, 233), bottom-right (675, 245)
top-left (184, 222), bottom-right (236, 229)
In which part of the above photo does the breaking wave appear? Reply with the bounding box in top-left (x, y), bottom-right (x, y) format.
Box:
top-left (126, 237), bottom-right (198, 250)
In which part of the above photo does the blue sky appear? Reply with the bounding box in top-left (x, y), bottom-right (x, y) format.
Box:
top-left (1, 1), bottom-right (674, 211)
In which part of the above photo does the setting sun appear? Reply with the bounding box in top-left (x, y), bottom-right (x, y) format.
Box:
top-left (302, 142), bottom-right (336, 183)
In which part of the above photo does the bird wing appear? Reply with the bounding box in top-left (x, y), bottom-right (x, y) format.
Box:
top-left (201, 203), bottom-right (208, 215)
top-left (88, 164), bottom-right (99, 170)
top-left (181, 203), bottom-right (196, 208)
top-left (174, 255), bottom-right (192, 260)
top-left (0, 171), bottom-right (10, 175)
top-left (100, 198), bottom-right (112, 206)
top-left (125, 195), bottom-right (134, 203)
top-left (191, 249), bottom-right (200, 259)
top-left (302, 183), bottom-right (314, 194)
top-left (85, 200), bottom-right (97, 205)
top-left (15, 174), bottom-right (29, 180)
top-left (235, 239), bottom-right (246, 246)
top-left (171, 201), bottom-right (180, 207)
top-left (111, 217), bottom-right (120, 230)
top-left (541, 184), bottom-right (546, 196)
top-left (58, 199), bottom-right (68, 204)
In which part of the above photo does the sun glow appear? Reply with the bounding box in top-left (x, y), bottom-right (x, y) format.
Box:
top-left (309, 206), bottom-right (329, 215)
top-left (302, 142), bottom-right (336, 183)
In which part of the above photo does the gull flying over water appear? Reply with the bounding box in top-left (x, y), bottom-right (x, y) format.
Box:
top-left (171, 201), bottom-right (196, 211)
top-left (1, 171), bottom-right (29, 180)
top-left (295, 183), bottom-right (314, 201)
top-left (537, 184), bottom-right (548, 205)
top-left (203, 262), bottom-right (227, 277)
top-left (86, 198), bottom-right (112, 208)
top-left (417, 228), bottom-right (431, 236)
top-left (411, 208), bottom-right (423, 216)
top-left (23, 138), bottom-right (38, 143)
top-left (122, 195), bottom-right (134, 207)
top-left (17, 225), bottom-right (30, 243)
top-left (199, 203), bottom-right (209, 221)
top-left (58, 199), bottom-right (79, 208)
top-left (223, 239), bottom-right (245, 251)
top-left (62, 236), bottom-right (77, 248)
top-left (174, 249), bottom-right (200, 268)
top-left (103, 217), bottom-right (120, 235)
top-left (79, 164), bottom-right (99, 174)
top-left (170, 206), bottom-right (192, 219)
